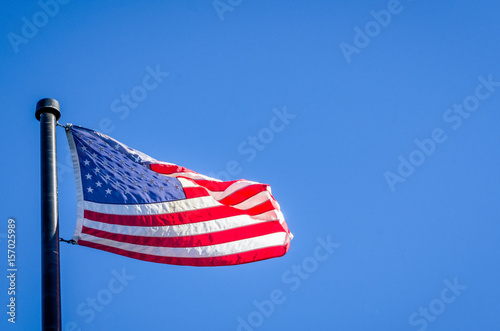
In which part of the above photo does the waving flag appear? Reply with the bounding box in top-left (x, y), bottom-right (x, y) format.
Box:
top-left (66, 125), bottom-right (292, 266)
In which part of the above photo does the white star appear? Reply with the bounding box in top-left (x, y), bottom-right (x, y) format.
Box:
top-left (104, 174), bottom-right (111, 181)
top-left (86, 173), bottom-right (92, 180)
top-left (135, 156), bottom-right (141, 163)
top-left (105, 188), bottom-right (112, 195)
top-left (87, 187), bottom-right (93, 193)
top-left (115, 144), bottom-right (120, 150)
top-left (96, 181), bottom-right (102, 187)
top-left (94, 167), bottom-right (100, 173)
top-left (83, 160), bottom-right (90, 166)
top-left (92, 152), bottom-right (97, 159)
top-left (81, 146), bottom-right (87, 152)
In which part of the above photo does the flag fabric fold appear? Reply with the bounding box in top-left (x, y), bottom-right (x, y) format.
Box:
top-left (66, 125), bottom-right (292, 266)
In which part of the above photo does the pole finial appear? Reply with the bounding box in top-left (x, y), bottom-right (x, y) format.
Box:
top-left (35, 98), bottom-right (61, 121)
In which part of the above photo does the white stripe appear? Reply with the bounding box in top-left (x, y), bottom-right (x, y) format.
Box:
top-left (178, 176), bottom-right (270, 205)
top-left (177, 177), bottom-right (197, 187)
top-left (83, 189), bottom-right (277, 216)
top-left (82, 214), bottom-right (281, 238)
top-left (159, 170), bottom-right (213, 181)
top-left (253, 209), bottom-right (281, 221)
top-left (80, 232), bottom-right (288, 258)
top-left (179, 176), bottom-right (276, 211)
top-left (169, 171), bottom-right (276, 208)
top-left (205, 180), bottom-right (260, 201)
top-left (159, 168), bottom-right (262, 198)
top-left (83, 196), bottom-right (221, 216)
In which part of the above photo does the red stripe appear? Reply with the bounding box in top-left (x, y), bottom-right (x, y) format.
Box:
top-left (183, 181), bottom-right (272, 208)
top-left (245, 200), bottom-right (277, 216)
top-left (218, 184), bottom-right (269, 206)
top-left (183, 186), bottom-right (210, 198)
top-left (82, 221), bottom-right (287, 247)
top-left (150, 163), bottom-right (195, 175)
top-left (190, 179), bottom-right (241, 192)
top-left (84, 206), bottom-right (240, 226)
top-left (78, 240), bottom-right (289, 266)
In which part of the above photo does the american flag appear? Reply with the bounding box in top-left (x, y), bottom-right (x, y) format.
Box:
top-left (66, 125), bottom-right (292, 266)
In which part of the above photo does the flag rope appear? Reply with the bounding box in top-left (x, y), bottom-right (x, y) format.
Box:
top-left (59, 238), bottom-right (76, 245)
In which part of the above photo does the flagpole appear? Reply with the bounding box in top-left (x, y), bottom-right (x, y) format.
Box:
top-left (35, 98), bottom-right (62, 331)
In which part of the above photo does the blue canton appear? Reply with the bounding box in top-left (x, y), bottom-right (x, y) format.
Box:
top-left (70, 126), bottom-right (186, 204)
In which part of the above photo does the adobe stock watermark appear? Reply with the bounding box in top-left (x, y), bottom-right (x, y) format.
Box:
top-left (7, 0), bottom-right (70, 53)
top-left (64, 268), bottom-right (135, 331)
top-left (384, 74), bottom-right (500, 192)
top-left (339, 0), bottom-right (404, 64)
top-left (57, 64), bottom-right (169, 183)
top-left (213, 0), bottom-right (243, 21)
top-left (236, 236), bottom-right (340, 330)
top-left (408, 277), bottom-right (466, 331)
top-left (208, 106), bottom-right (296, 181)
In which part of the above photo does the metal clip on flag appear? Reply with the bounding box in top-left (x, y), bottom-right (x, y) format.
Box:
top-left (66, 125), bottom-right (292, 266)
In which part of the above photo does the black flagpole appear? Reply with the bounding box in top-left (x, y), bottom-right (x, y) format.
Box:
top-left (35, 98), bottom-right (62, 331)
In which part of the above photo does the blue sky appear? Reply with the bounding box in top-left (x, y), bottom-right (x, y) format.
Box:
top-left (2, 0), bottom-right (500, 330)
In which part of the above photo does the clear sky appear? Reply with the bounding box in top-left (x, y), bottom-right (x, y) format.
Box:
top-left (2, 0), bottom-right (500, 330)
